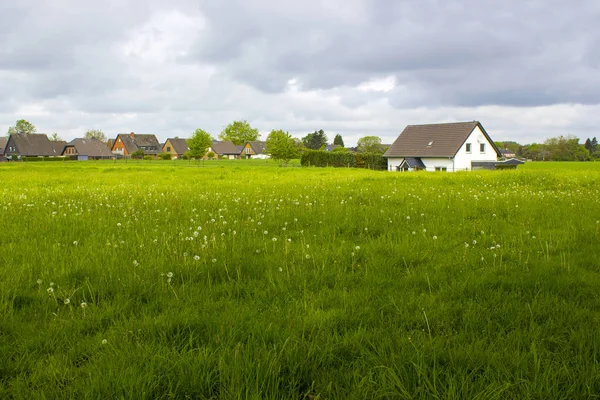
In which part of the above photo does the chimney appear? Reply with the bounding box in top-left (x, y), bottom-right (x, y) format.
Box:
top-left (130, 132), bottom-right (135, 138)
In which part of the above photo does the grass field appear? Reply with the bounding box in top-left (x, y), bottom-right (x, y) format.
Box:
top-left (1, 161), bottom-right (599, 399)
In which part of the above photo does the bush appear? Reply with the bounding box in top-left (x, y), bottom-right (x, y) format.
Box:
top-left (182, 152), bottom-right (190, 160)
top-left (207, 151), bottom-right (215, 159)
top-left (143, 155), bottom-right (153, 160)
top-left (158, 153), bottom-right (172, 160)
top-left (22, 156), bottom-right (66, 162)
top-left (301, 150), bottom-right (386, 170)
top-left (131, 149), bottom-right (145, 159)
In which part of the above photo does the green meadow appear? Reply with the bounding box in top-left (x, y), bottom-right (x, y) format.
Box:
top-left (1, 161), bottom-right (599, 399)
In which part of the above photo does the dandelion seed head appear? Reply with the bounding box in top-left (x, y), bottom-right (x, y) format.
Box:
top-left (64, 298), bottom-right (70, 305)
top-left (37, 279), bottom-right (42, 285)
top-left (102, 339), bottom-right (108, 345)
top-left (81, 302), bottom-right (87, 308)
top-left (166, 272), bottom-right (173, 278)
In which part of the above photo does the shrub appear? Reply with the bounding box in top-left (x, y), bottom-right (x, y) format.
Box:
top-left (301, 150), bottom-right (386, 170)
top-left (143, 155), bottom-right (153, 160)
top-left (131, 149), bottom-right (145, 159)
top-left (207, 151), bottom-right (215, 159)
top-left (182, 152), bottom-right (190, 160)
top-left (158, 153), bottom-right (172, 160)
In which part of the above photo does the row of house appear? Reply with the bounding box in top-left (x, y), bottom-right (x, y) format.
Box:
top-left (0, 132), bottom-right (269, 160)
top-left (108, 132), bottom-right (269, 160)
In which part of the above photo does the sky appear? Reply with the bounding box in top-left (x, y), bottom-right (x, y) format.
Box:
top-left (1, 0), bottom-right (599, 146)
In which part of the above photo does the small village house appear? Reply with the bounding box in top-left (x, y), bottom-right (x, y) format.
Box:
top-left (384, 121), bottom-right (501, 172)
top-left (207, 141), bottom-right (240, 159)
top-left (62, 138), bottom-right (114, 160)
top-left (4, 133), bottom-right (60, 158)
top-left (163, 138), bottom-right (189, 159)
top-left (50, 141), bottom-right (67, 155)
top-left (240, 141), bottom-right (269, 159)
top-left (110, 132), bottom-right (162, 157)
top-left (0, 137), bottom-right (7, 157)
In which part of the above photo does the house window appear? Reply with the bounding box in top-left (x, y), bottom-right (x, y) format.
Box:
top-left (167, 147), bottom-right (171, 152)
top-left (480, 143), bottom-right (486, 153)
top-left (466, 143), bottom-right (472, 153)
top-left (435, 167), bottom-right (447, 172)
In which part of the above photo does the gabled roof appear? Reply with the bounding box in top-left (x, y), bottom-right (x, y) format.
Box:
top-left (115, 133), bottom-right (162, 154)
top-left (64, 138), bottom-right (114, 157)
top-left (384, 121), bottom-right (501, 158)
top-left (401, 157), bottom-right (426, 169)
top-left (50, 141), bottom-right (66, 155)
top-left (247, 141), bottom-right (267, 154)
top-left (165, 138), bottom-right (189, 154)
top-left (211, 140), bottom-right (240, 155)
top-left (6, 133), bottom-right (57, 156)
top-left (0, 137), bottom-right (7, 153)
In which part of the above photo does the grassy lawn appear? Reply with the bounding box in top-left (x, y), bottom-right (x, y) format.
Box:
top-left (1, 161), bottom-right (599, 399)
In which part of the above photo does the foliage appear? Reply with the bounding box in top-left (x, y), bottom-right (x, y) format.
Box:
top-left (84, 129), bottom-right (107, 143)
top-left (302, 129), bottom-right (327, 150)
top-left (143, 155), bottom-right (153, 160)
top-left (49, 132), bottom-right (62, 141)
top-left (158, 153), bottom-right (172, 160)
top-left (357, 136), bottom-right (383, 154)
top-left (219, 120), bottom-right (259, 146)
top-left (265, 129), bottom-right (300, 166)
top-left (301, 150), bottom-right (387, 170)
top-left (188, 129), bottom-right (213, 159)
top-left (131, 149), bottom-right (145, 159)
top-left (1, 162), bottom-right (600, 398)
top-left (333, 134), bottom-right (345, 147)
top-left (332, 146), bottom-right (349, 153)
top-left (181, 152), bottom-right (190, 160)
top-left (8, 119), bottom-right (37, 135)
top-left (207, 151), bottom-right (215, 159)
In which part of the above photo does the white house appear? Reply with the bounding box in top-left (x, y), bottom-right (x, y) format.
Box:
top-left (384, 121), bottom-right (501, 172)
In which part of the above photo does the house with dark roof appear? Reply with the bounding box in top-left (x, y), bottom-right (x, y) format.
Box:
top-left (110, 132), bottom-right (162, 157)
top-left (384, 121), bottom-right (501, 172)
top-left (62, 138), bottom-right (114, 160)
top-left (240, 141), bottom-right (268, 159)
top-left (0, 137), bottom-right (7, 156)
top-left (50, 141), bottom-right (67, 155)
top-left (163, 138), bottom-right (189, 159)
top-left (207, 141), bottom-right (240, 159)
top-left (4, 133), bottom-right (59, 157)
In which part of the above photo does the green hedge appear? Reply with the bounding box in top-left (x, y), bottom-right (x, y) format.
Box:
top-left (22, 157), bottom-right (67, 162)
top-left (301, 150), bottom-right (386, 170)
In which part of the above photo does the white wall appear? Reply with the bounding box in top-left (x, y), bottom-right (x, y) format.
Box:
top-left (453, 125), bottom-right (498, 170)
top-left (387, 157), bottom-right (455, 171)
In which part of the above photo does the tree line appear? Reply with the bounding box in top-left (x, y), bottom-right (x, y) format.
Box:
top-left (497, 135), bottom-right (599, 161)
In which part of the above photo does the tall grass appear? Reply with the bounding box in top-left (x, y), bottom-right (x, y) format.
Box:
top-left (1, 161), bottom-right (599, 399)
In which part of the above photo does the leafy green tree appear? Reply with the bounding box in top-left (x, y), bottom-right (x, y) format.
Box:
top-left (85, 129), bottom-right (107, 143)
top-left (49, 132), bottom-right (62, 141)
top-left (188, 128), bottom-right (213, 159)
top-left (8, 119), bottom-right (37, 135)
top-left (219, 120), bottom-right (259, 146)
top-left (302, 129), bottom-right (327, 150)
top-left (592, 137), bottom-right (598, 152)
top-left (357, 136), bottom-right (383, 153)
top-left (266, 130), bottom-right (301, 166)
top-left (333, 134), bottom-right (344, 147)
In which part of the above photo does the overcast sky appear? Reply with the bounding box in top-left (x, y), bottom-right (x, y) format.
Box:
top-left (1, 0), bottom-right (599, 145)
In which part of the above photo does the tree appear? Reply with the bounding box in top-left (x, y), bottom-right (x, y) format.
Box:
top-left (302, 130), bottom-right (327, 150)
top-left (49, 132), bottom-right (62, 141)
top-left (266, 129), bottom-right (300, 166)
top-left (333, 134), bottom-right (345, 147)
top-left (188, 128), bottom-right (213, 159)
top-left (8, 119), bottom-right (37, 135)
top-left (85, 129), bottom-right (107, 143)
top-left (219, 120), bottom-right (259, 146)
top-left (357, 136), bottom-right (383, 153)
top-left (592, 137), bottom-right (598, 152)
top-left (585, 138), bottom-right (593, 153)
